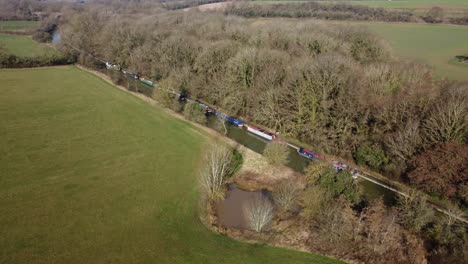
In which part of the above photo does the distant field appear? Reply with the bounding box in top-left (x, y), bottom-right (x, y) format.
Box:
top-left (0, 21), bottom-right (39, 32)
top-left (344, 0), bottom-right (468, 9)
top-left (251, 0), bottom-right (468, 17)
top-left (0, 66), bottom-right (342, 264)
top-left (361, 22), bottom-right (468, 80)
top-left (345, 0), bottom-right (468, 18)
top-left (0, 33), bottom-right (58, 57)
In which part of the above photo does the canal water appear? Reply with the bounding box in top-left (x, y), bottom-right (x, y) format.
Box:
top-left (105, 67), bottom-right (397, 205)
top-left (52, 30), bottom-right (61, 45)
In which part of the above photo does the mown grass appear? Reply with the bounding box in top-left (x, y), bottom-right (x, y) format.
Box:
top-left (0, 66), bottom-right (342, 264)
top-left (362, 22), bottom-right (468, 80)
top-left (0, 21), bottom-right (39, 32)
top-left (0, 33), bottom-right (59, 57)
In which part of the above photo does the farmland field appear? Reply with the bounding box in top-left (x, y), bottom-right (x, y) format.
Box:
top-left (253, 0), bottom-right (468, 8)
top-left (0, 21), bottom-right (39, 32)
top-left (251, 0), bottom-right (468, 17)
top-left (343, 0), bottom-right (468, 9)
top-left (0, 66), bottom-right (342, 264)
top-left (0, 33), bottom-right (59, 57)
top-left (362, 22), bottom-right (468, 80)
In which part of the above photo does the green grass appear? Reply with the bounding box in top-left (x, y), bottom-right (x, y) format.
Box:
top-left (253, 0), bottom-right (468, 8)
top-left (0, 66), bottom-right (342, 264)
top-left (0, 33), bottom-right (59, 57)
top-left (343, 0), bottom-right (468, 9)
top-left (361, 22), bottom-right (468, 80)
top-left (0, 21), bottom-right (39, 32)
top-left (252, 0), bottom-right (468, 17)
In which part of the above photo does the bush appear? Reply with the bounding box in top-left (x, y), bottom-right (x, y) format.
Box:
top-left (183, 102), bottom-right (207, 124)
top-left (274, 181), bottom-right (301, 212)
top-left (0, 51), bottom-right (71, 68)
top-left (318, 169), bottom-right (361, 203)
top-left (263, 141), bottom-right (288, 167)
top-left (354, 144), bottom-right (389, 171)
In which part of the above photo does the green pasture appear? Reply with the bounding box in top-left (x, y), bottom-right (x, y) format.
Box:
top-left (343, 0), bottom-right (468, 9)
top-left (362, 22), bottom-right (468, 80)
top-left (325, 20), bottom-right (468, 80)
top-left (253, 0), bottom-right (468, 8)
top-left (0, 66), bottom-right (342, 264)
top-left (0, 21), bottom-right (39, 32)
top-left (0, 33), bottom-right (59, 57)
top-left (252, 0), bottom-right (468, 17)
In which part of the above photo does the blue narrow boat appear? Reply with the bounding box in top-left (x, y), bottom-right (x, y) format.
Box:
top-left (298, 148), bottom-right (321, 160)
top-left (225, 116), bottom-right (243, 128)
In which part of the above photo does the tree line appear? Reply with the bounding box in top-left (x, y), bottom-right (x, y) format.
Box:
top-left (225, 2), bottom-right (415, 22)
top-left (223, 2), bottom-right (468, 25)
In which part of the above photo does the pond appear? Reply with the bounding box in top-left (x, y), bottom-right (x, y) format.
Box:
top-left (216, 184), bottom-right (272, 229)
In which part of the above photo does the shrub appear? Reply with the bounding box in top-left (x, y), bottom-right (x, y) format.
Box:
top-left (273, 181), bottom-right (301, 212)
top-left (354, 144), bottom-right (389, 171)
top-left (263, 141), bottom-right (288, 167)
top-left (183, 102), bottom-right (207, 124)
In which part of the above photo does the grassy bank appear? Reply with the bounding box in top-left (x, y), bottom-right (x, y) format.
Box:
top-left (0, 33), bottom-right (59, 57)
top-left (0, 66), bottom-right (342, 264)
top-left (0, 21), bottom-right (39, 32)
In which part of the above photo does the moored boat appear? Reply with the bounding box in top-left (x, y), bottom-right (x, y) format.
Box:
top-left (225, 116), bottom-right (243, 127)
top-left (245, 124), bottom-right (275, 141)
top-left (298, 148), bottom-right (322, 160)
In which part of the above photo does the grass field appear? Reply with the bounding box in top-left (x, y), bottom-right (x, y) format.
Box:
top-left (0, 33), bottom-right (59, 57)
top-left (0, 66), bottom-right (342, 264)
top-left (251, 0), bottom-right (468, 17)
top-left (0, 21), bottom-right (39, 32)
top-left (361, 22), bottom-right (468, 80)
top-left (344, 0), bottom-right (468, 9)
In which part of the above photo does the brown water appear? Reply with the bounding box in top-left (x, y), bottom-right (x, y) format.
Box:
top-left (216, 184), bottom-right (272, 229)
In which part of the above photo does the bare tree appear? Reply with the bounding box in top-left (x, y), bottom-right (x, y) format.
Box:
top-left (423, 88), bottom-right (467, 145)
top-left (385, 120), bottom-right (423, 161)
top-left (243, 196), bottom-right (274, 232)
top-left (274, 181), bottom-right (301, 212)
top-left (200, 145), bottom-right (233, 200)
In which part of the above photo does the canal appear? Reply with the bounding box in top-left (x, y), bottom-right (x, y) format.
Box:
top-left (106, 66), bottom-right (398, 205)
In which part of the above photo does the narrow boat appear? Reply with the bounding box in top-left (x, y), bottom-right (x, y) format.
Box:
top-left (332, 160), bottom-right (348, 172)
top-left (332, 160), bottom-right (359, 179)
top-left (298, 148), bottom-right (322, 160)
top-left (139, 78), bottom-right (154, 87)
top-left (225, 116), bottom-right (243, 128)
top-left (245, 124), bottom-right (275, 141)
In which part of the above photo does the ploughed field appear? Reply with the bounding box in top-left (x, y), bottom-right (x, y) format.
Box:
top-left (0, 33), bottom-right (59, 57)
top-left (0, 66), bottom-right (342, 264)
